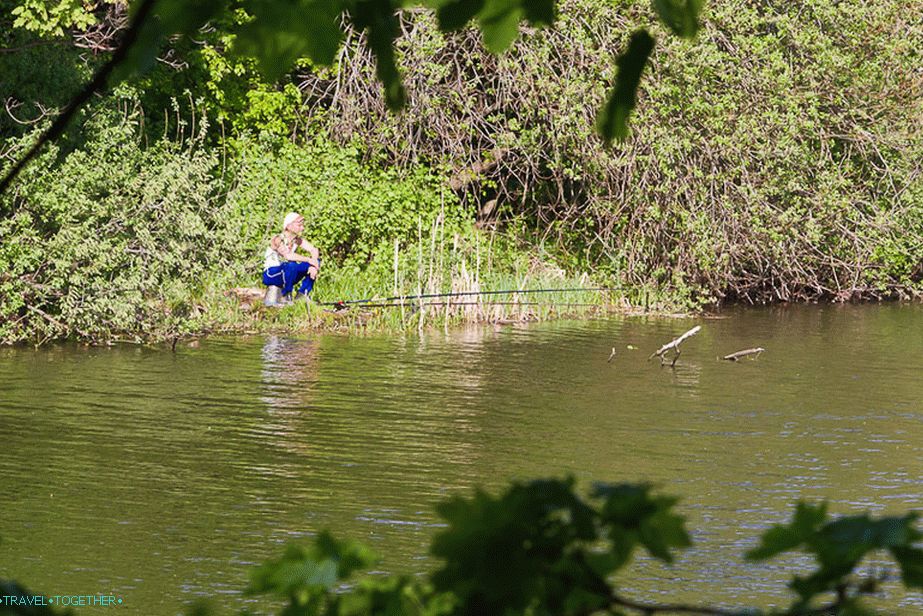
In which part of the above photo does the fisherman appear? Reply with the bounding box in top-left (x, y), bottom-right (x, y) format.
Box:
top-left (262, 212), bottom-right (320, 305)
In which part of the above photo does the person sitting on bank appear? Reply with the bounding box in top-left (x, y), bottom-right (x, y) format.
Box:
top-left (262, 212), bottom-right (320, 303)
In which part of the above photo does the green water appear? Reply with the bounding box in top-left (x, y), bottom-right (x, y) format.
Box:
top-left (1, 304), bottom-right (922, 614)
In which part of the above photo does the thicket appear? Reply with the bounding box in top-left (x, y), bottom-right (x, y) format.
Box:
top-left (293, 0), bottom-right (922, 304)
top-left (0, 108), bottom-right (230, 344)
top-left (3, 478), bottom-right (923, 615)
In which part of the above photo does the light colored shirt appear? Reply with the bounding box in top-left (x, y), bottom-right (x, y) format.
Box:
top-left (263, 234), bottom-right (299, 269)
top-left (263, 246), bottom-right (284, 269)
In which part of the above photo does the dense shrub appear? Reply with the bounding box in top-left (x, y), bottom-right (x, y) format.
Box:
top-left (2, 0), bottom-right (920, 343)
top-left (0, 111), bottom-right (234, 343)
top-left (226, 136), bottom-right (466, 268)
top-left (1, 113), bottom-right (564, 343)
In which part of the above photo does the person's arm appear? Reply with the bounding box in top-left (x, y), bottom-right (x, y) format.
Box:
top-left (277, 238), bottom-right (318, 267)
top-left (299, 238), bottom-right (320, 264)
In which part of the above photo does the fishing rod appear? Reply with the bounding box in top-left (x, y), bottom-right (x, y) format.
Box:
top-left (317, 286), bottom-right (616, 310)
top-left (349, 300), bottom-right (605, 310)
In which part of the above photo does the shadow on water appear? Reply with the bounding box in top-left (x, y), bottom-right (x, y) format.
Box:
top-left (1, 303), bottom-right (921, 612)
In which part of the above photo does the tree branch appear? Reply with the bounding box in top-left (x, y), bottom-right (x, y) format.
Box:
top-left (610, 590), bottom-right (846, 615)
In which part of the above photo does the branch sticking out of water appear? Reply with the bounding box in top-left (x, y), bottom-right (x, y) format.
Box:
top-left (722, 347), bottom-right (765, 361)
top-left (649, 325), bottom-right (701, 367)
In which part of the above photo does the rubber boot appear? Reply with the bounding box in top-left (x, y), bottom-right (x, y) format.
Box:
top-left (263, 286), bottom-right (283, 307)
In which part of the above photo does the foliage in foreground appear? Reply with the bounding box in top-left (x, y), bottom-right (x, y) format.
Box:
top-left (3, 478), bottom-right (921, 616)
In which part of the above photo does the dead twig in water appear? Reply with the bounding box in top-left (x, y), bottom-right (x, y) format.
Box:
top-left (607, 347), bottom-right (616, 363)
top-left (649, 325), bottom-right (701, 367)
top-left (722, 347), bottom-right (765, 361)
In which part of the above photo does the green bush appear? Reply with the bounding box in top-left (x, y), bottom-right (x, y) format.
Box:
top-left (0, 109), bottom-right (592, 343)
top-left (295, 0), bottom-right (922, 303)
top-left (227, 136), bottom-right (466, 267)
top-left (236, 479), bottom-right (923, 616)
top-left (0, 109), bottom-right (234, 344)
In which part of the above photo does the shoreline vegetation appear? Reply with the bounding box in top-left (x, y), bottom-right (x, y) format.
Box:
top-left (2, 0), bottom-right (921, 346)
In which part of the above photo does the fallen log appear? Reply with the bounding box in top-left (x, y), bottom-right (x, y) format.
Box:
top-left (722, 347), bottom-right (765, 361)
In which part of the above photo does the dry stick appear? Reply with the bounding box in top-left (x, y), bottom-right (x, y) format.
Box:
top-left (393, 237), bottom-right (406, 327)
top-left (649, 325), bottom-right (702, 367)
top-left (722, 347), bottom-right (765, 361)
top-left (0, 0), bottom-right (159, 196)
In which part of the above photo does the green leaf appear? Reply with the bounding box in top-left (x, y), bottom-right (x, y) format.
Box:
top-left (746, 502), bottom-right (827, 561)
top-left (790, 568), bottom-right (848, 604)
top-left (153, 0), bottom-right (229, 37)
top-left (837, 598), bottom-right (877, 616)
top-left (436, 0), bottom-right (554, 38)
top-left (605, 526), bottom-right (639, 571)
top-left (338, 575), bottom-right (440, 615)
top-left (435, 0), bottom-right (486, 31)
top-left (117, 0), bottom-right (231, 82)
top-left (638, 503), bottom-right (692, 562)
top-left (248, 552), bottom-right (337, 595)
top-left (594, 483), bottom-right (690, 566)
top-left (430, 478), bottom-right (605, 614)
top-left (247, 532), bottom-right (377, 602)
top-left (892, 546), bottom-right (923, 589)
top-left (813, 513), bottom-right (921, 571)
top-left (235, 0), bottom-right (345, 81)
top-left (522, 0), bottom-right (556, 26)
top-left (117, 14), bottom-right (166, 82)
top-left (596, 29), bottom-right (655, 144)
top-left (478, 0), bottom-right (523, 53)
top-left (351, 0), bottom-right (406, 109)
top-left (651, 0), bottom-right (703, 39)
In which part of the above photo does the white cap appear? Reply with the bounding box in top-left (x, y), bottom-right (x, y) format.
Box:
top-left (283, 212), bottom-right (302, 232)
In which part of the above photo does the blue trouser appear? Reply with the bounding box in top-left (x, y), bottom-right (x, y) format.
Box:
top-left (262, 261), bottom-right (316, 296)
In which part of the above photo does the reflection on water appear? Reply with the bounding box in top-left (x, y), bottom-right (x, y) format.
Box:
top-left (1, 304), bottom-right (922, 613)
top-left (258, 336), bottom-right (319, 464)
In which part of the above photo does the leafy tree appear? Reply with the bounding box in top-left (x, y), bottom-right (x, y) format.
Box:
top-left (236, 479), bottom-right (923, 615)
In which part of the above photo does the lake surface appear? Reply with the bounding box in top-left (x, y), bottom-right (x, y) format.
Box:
top-left (1, 304), bottom-right (922, 614)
